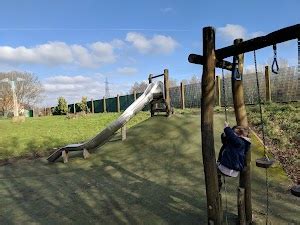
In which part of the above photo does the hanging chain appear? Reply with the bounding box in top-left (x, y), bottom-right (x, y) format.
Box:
top-left (254, 50), bottom-right (270, 225)
top-left (253, 50), bottom-right (267, 158)
top-left (222, 61), bottom-right (228, 121)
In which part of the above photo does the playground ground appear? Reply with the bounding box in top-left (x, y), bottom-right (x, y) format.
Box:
top-left (0, 111), bottom-right (299, 224)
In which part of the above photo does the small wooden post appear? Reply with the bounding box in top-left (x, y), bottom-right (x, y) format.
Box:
top-left (231, 38), bottom-right (252, 224)
top-left (103, 97), bottom-right (106, 113)
top-left (265, 66), bottom-right (271, 102)
top-left (134, 91), bottom-right (137, 101)
top-left (83, 149), bottom-right (90, 159)
top-left (237, 187), bottom-right (246, 225)
top-left (116, 95), bottom-right (120, 113)
top-left (180, 81), bottom-right (185, 109)
top-left (215, 76), bottom-right (221, 106)
top-left (201, 26), bottom-right (222, 225)
top-left (73, 103), bottom-right (76, 114)
top-left (91, 98), bottom-right (94, 113)
top-left (62, 150), bottom-right (68, 163)
top-left (149, 74), bottom-right (154, 117)
top-left (164, 69), bottom-right (171, 116)
top-left (121, 125), bottom-right (127, 141)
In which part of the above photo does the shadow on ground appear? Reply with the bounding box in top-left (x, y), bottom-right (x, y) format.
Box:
top-left (0, 112), bottom-right (299, 225)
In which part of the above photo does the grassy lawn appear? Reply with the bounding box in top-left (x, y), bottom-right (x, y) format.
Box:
top-left (0, 112), bottom-right (150, 161)
top-left (0, 111), bottom-right (298, 225)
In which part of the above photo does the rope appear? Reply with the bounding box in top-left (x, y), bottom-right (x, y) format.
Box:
top-left (253, 50), bottom-right (271, 224)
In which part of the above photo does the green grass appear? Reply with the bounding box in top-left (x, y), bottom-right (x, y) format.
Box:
top-left (0, 112), bottom-right (150, 161)
top-left (0, 111), bottom-right (299, 225)
top-left (247, 102), bottom-right (300, 183)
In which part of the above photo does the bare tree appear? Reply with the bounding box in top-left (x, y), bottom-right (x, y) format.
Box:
top-left (130, 81), bottom-right (149, 94)
top-left (0, 71), bottom-right (43, 115)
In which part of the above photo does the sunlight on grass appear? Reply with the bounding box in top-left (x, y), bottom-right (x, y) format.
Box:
top-left (0, 112), bottom-right (150, 160)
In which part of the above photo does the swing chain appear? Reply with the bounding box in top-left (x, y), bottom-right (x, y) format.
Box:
top-left (254, 50), bottom-right (267, 156)
top-left (272, 44), bottom-right (279, 74)
top-left (254, 50), bottom-right (271, 224)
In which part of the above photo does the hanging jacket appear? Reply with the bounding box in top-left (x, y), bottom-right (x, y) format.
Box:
top-left (219, 127), bottom-right (251, 172)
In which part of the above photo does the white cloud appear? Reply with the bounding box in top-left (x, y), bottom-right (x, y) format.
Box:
top-left (117, 67), bottom-right (138, 75)
top-left (160, 7), bottom-right (174, 13)
top-left (0, 41), bottom-right (118, 68)
top-left (126, 32), bottom-right (178, 54)
top-left (217, 24), bottom-right (264, 42)
top-left (42, 75), bottom-right (131, 106)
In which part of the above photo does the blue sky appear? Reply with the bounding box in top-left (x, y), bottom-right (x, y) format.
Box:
top-left (0, 0), bottom-right (299, 106)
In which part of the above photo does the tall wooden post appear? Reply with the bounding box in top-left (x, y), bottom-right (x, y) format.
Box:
top-left (164, 69), bottom-right (171, 116)
top-left (116, 95), bottom-right (120, 113)
top-left (103, 97), bottom-right (106, 113)
top-left (231, 38), bottom-right (252, 224)
top-left (73, 103), bottom-right (76, 114)
top-left (91, 98), bottom-right (94, 113)
top-left (265, 66), bottom-right (271, 102)
top-left (201, 27), bottom-right (222, 225)
top-left (215, 76), bottom-right (221, 106)
top-left (133, 91), bottom-right (137, 101)
top-left (180, 81), bottom-right (185, 109)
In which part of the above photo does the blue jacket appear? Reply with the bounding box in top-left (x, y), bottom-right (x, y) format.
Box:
top-left (220, 127), bottom-right (251, 171)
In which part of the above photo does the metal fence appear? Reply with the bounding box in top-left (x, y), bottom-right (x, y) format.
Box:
top-left (63, 66), bottom-right (299, 114)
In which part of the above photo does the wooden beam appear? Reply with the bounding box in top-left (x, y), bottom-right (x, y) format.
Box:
top-left (103, 97), bottom-right (106, 113)
top-left (216, 24), bottom-right (300, 59)
top-left (91, 98), bottom-right (94, 113)
top-left (180, 81), bottom-right (185, 109)
top-left (188, 54), bottom-right (233, 71)
top-left (116, 95), bottom-right (120, 113)
top-left (231, 38), bottom-right (252, 224)
top-left (215, 76), bottom-right (221, 106)
top-left (237, 187), bottom-right (246, 225)
top-left (201, 26), bottom-right (222, 225)
top-left (164, 69), bottom-right (171, 116)
top-left (83, 149), bottom-right (90, 159)
top-left (121, 125), bottom-right (126, 141)
top-left (265, 66), bottom-right (271, 102)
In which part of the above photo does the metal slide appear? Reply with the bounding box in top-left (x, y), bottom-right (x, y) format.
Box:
top-left (47, 81), bottom-right (164, 162)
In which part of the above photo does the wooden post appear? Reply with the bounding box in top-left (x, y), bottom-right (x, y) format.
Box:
top-left (201, 26), bottom-right (222, 225)
top-left (103, 97), bottom-right (106, 113)
top-left (62, 150), bottom-right (68, 163)
top-left (91, 98), bottom-right (94, 113)
top-left (83, 149), bottom-right (90, 159)
top-left (149, 74), bottom-right (154, 117)
top-left (180, 81), bottom-right (185, 109)
top-left (215, 76), bottom-right (221, 106)
top-left (73, 103), bottom-right (76, 114)
top-left (164, 69), bottom-right (171, 116)
top-left (121, 125), bottom-right (126, 141)
top-left (265, 66), bottom-right (271, 102)
top-left (134, 91), bottom-right (137, 101)
top-left (231, 38), bottom-right (252, 224)
top-left (116, 95), bottom-right (120, 113)
top-left (237, 188), bottom-right (246, 225)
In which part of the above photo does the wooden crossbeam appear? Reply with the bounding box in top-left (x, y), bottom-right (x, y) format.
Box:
top-left (189, 24), bottom-right (300, 64)
top-left (188, 54), bottom-right (233, 71)
top-left (216, 24), bottom-right (300, 59)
